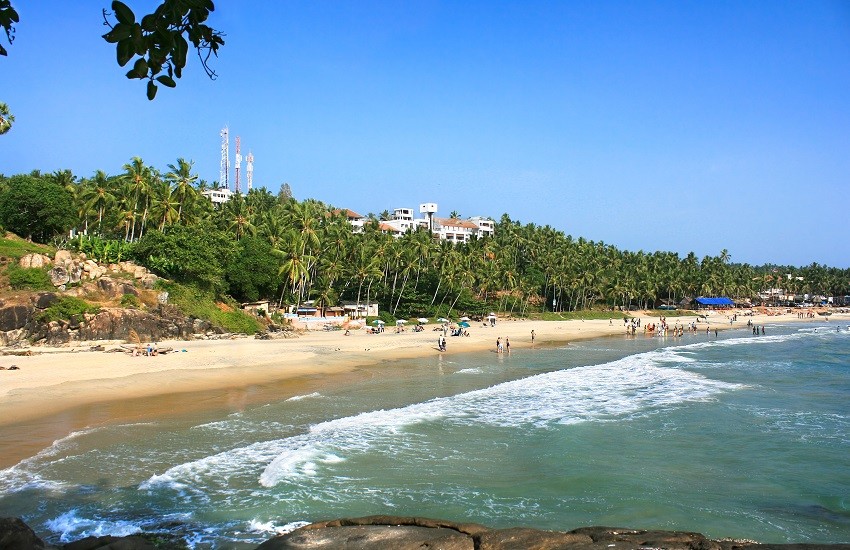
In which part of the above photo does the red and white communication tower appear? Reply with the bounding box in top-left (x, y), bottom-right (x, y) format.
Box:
top-left (246, 150), bottom-right (254, 191)
top-left (234, 136), bottom-right (242, 193)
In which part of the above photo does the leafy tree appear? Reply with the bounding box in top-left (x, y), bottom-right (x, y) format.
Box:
top-left (2, 1), bottom-right (223, 101)
top-left (225, 236), bottom-right (280, 302)
top-left (0, 174), bottom-right (76, 242)
top-left (0, 0), bottom-right (17, 57)
top-left (102, 0), bottom-right (224, 99)
top-left (133, 222), bottom-right (234, 293)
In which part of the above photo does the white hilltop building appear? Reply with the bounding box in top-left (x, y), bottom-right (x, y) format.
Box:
top-left (348, 203), bottom-right (495, 242)
top-left (201, 187), bottom-right (233, 205)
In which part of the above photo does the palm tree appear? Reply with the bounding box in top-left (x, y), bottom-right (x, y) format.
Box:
top-left (80, 170), bottom-right (116, 234)
top-left (165, 158), bottom-right (198, 223)
top-left (122, 157), bottom-right (152, 241)
top-left (150, 180), bottom-right (180, 230)
top-left (0, 102), bottom-right (14, 135)
top-left (221, 193), bottom-right (256, 240)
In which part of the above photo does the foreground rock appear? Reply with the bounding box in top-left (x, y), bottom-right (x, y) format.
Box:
top-left (6, 516), bottom-right (849, 550)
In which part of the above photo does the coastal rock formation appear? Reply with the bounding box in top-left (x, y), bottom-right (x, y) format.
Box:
top-left (0, 303), bottom-right (212, 346)
top-left (256, 516), bottom-right (850, 550)
top-left (0, 517), bottom-right (49, 549)
top-left (3, 516), bottom-right (850, 550)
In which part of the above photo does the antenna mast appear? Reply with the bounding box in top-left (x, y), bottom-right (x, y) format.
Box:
top-left (246, 150), bottom-right (254, 191)
top-left (219, 126), bottom-right (230, 190)
top-left (234, 136), bottom-right (242, 193)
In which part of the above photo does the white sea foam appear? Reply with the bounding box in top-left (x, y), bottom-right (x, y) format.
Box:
top-left (45, 510), bottom-right (143, 542)
top-left (0, 425), bottom-right (113, 494)
top-left (246, 518), bottom-right (310, 535)
top-left (252, 347), bottom-right (742, 487)
top-left (454, 367), bottom-right (483, 374)
top-left (286, 392), bottom-right (323, 401)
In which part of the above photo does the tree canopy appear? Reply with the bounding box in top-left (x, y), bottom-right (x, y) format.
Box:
top-left (0, 174), bottom-right (77, 243)
top-left (3, 160), bottom-right (849, 317)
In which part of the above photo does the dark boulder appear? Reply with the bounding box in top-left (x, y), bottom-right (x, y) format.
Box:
top-left (62, 534), bottom-right (158, 549)
top-left (97, 277), bottom-right (139, 299)
top-left (34, 292), bottom-right (59, 309)
top-left (0, 517), bottom-right (51, 549)
top-left (0, 305), bottom-right (33, 331)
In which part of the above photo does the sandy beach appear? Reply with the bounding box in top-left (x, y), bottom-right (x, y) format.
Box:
top-left (1, 309), bottom-right (844, 468)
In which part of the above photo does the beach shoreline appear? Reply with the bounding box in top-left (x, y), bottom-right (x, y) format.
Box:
top-left (1, 310), bottom-right (844, 468)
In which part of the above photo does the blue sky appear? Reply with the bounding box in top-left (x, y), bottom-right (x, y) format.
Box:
top-left (2, 1), bottom-right (849, 268)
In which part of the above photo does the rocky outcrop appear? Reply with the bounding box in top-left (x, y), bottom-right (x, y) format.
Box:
top-left (4, 516), bottom-right (850, 550)
top-left (0, 517), bottom-right (50, 549)
top-left (18, 253), bottom-right (52, 269)
top-left (0, 303), bottom-right (212, 346)
top-left (40, 251), bottom-right (160, 289)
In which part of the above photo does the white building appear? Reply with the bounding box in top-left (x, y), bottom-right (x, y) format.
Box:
top-left (201, 187), bottom-right (233, 205)
top-left (342, 202), bottom-right (495, 242)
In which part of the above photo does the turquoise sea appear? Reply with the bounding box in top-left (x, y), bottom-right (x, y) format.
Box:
top-left (1, 322), bottom-right (848, 548)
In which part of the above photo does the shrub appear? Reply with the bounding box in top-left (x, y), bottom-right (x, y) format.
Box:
top-left (120, 293), bottom-right (141, 308)
top-left (157, 281), bottom-right (262, 334)
top-left (6, 265), bottom-right (53, 290)
top-left (36, 296), bottom-right (100, 323)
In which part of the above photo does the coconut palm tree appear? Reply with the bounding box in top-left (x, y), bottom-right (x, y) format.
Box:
top-left (81, 170), bottom-right (116, 234)
top-left (150, 180), bottom-right (180, 230)
top-left (165, 158), bottom-right (198, 223)
top-left (0, 102), bottom-right (14, 135)
top-left (122, 157), bottom-right (152, 241)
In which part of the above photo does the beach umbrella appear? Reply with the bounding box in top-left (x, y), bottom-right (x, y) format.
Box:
top-left (417, 317), bottom-right (430, 323)
top-left (437, 317), bottom-right (450, 323)
top-left (459, 316), bottom-right (471, 321)
top-left (458, 321), bottom-right (470, 328)
top-left (488, 312), bottom-right (496, 318)
top-left (396, 319), bottom-right (408, 325)
top-left (371, 319), bottom-right (385, 325)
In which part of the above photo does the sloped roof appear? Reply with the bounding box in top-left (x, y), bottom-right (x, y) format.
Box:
top-left (333, 208), bottom-right (364, 220)
top-left (437, 218), bottom-right (479, 230)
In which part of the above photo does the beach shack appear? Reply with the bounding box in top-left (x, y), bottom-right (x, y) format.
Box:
top-left (342, 301), bottom-right (379, 319)
top-left (694, 297), bottom-right (734, 310)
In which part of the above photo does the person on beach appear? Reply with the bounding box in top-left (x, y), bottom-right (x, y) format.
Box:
top-left (496, 337), bottom-right (502, 353)
top-left (505, 337), bottom-right (511, 354)
top-left (531, 330), bottom-right (536, 343)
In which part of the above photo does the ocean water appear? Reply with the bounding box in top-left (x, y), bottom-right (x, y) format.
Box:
top-left (1, 322), bottom-right (848, 548)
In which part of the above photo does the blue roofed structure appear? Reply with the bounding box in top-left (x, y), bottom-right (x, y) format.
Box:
top-left (694, 297), bottom-right (734, 307)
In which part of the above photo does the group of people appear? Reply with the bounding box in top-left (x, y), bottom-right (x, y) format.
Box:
top-left (495, 336), bottom-right (510, 353)
top-left (747, 320), bottom-right (764, 335)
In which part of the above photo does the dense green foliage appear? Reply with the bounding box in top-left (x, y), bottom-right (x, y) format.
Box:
top-left (2, 162), bottom-right (848, 320)
top-left (70, 234), bottom-right (132, 264)
top-left (157, 281), bottom-right (262, 334)
top-left (6, 264), bottom-right (52, 290)
top-left (36, 296), bottom-right (100, 323)
top-left (120, 293), bottom-right (141, 308)
top-left (133, 222), bottom-right (234, 293)
top-left (225, 236), bottom-right (280, 303)
top-left (0, 174), bottom-right (76, 243)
